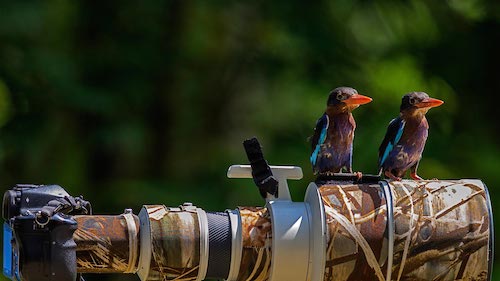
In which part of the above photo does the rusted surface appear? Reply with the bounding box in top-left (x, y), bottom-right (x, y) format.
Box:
top-left (74, 214), bottom-right (139, 273)
top-left (318, 179), bottom-right (492, 281)
top-left (141, 205), bottom-right (201, 281)
top-left (236, 206), bottom-right (272, 281)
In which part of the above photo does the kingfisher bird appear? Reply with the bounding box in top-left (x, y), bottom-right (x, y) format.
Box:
top-left (310, 87), bottom-right (372, 175)
top-left (378, 92), bottom-right (444, 181)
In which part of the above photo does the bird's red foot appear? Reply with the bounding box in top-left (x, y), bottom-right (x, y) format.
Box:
top-left (385, 170), bottom-right (402, 181)
top-left (354, 171), bottom-right (363, 180)
top-left (410, 172), bottom-right (424, 181)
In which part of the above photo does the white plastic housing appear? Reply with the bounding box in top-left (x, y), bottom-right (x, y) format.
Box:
top-left (227, 165), bottom-right (303, 201)
top-left (267, 183), bottom-right (326, 281)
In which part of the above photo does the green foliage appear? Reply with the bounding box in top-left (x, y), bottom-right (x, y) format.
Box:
top-left (0, 80), bottom-right (11, 127)
top-left (1, 1), bottom-right (499, 280)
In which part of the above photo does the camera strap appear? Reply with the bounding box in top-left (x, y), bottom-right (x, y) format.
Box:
top-left (36, 196), bottom-right (92, 226)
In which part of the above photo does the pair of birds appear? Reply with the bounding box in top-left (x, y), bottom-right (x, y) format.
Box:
top-left (310, 87), bottom-right (444, 181)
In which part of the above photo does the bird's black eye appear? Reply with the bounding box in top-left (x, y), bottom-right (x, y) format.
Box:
top-left (336, 93), bottom-right (343, 100)
top-left (409, 97), bottom-right (416, 105)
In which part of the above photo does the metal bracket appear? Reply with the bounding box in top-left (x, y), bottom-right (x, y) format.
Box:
top-left (227, 165), bottom-right (303, 201)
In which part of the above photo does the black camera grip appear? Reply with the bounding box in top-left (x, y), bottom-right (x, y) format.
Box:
top-left (14, 214), bottom-right (78, 281)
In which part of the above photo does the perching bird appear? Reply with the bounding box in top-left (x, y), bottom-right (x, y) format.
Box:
top-left (310, 87), bottom-right (372, 175)
top-left (378, 92), bottom-right (443, 181)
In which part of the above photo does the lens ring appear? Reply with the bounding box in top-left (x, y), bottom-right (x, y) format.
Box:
top-left (35, 212), bottom-right (50, 226)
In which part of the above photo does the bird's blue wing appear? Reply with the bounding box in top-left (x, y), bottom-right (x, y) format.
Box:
top-left (310, 114), bottom-right (329, 166)
top-left (379, 117), bottom-right (405, 167)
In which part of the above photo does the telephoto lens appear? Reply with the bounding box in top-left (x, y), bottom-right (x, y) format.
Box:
top-left (2, 173), bottom-right (494, 281)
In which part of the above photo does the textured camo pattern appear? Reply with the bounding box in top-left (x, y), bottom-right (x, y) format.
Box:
top-left (319, 180), bottom-right (491, 281)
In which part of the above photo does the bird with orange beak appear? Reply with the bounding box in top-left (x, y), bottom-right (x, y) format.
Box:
top-left (378, 92), bottom-right (444, 181)
top-left (310, 87), bottom-right (372, 175)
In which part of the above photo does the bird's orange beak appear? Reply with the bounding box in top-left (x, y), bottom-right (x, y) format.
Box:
top-left (416, 97), bottom-right (444, 108)
top-left (343, 94), bottom-right (373, 105)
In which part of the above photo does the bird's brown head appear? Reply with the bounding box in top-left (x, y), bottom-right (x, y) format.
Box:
top-left (400, 92), bottom-right (444, 117)
top-left (327, 87), bottom-right (372, 113)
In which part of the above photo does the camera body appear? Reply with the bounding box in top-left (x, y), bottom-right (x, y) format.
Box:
top-left (3, 185), bottom-right (79, 281)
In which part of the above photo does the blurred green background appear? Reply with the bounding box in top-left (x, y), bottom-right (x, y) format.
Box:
top-left (0, 1), bottom-right (499, 280)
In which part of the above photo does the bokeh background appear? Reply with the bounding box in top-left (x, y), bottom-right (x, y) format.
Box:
top-left (1, 1), bottom-right (499, 280)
